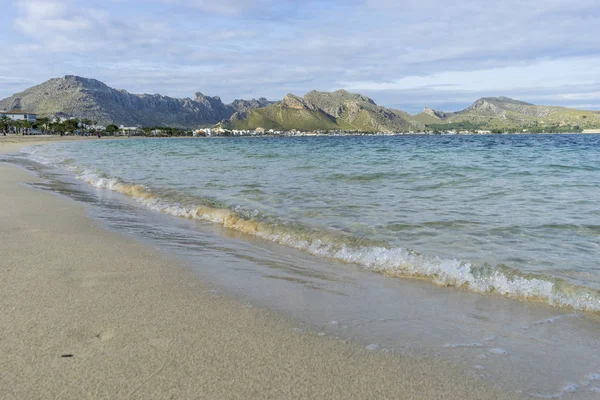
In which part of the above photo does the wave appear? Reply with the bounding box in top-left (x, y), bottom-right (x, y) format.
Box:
top-left (76, 172), bottom-right (600, 313)
top-left (20, 146), bottom-right (600, 313)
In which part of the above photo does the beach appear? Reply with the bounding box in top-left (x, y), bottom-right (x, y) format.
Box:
top-left (0, 137), bottom-right (519, 398)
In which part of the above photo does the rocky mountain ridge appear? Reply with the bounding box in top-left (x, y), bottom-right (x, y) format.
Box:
top-left (223, 89), bottom-right (423, 132)
top-left (0, 75), bottom-right (272, 129)
top-left (2, 76), bottom-right (600, 131)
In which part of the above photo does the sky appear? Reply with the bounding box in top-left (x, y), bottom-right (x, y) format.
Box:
top-left (1, 0), bottom-right (599, 113)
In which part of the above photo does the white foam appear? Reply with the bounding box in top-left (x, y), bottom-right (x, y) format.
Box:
top-left (488, 348), bottom-right (508, 356)
top-left (365, 343), bottom-right (380, 351)
top-left (26, 152), bottom-right (600, 314)
top-left (527, 384), bottom-right (578, 399)
top-left (444, 343), bottom-right (484, 349)
top-left (586, 373), bottom-right (600, 381)
top-left (562, 384), bottom-right (578, 393)
top-left (532, 314), bottom-right (578, 326)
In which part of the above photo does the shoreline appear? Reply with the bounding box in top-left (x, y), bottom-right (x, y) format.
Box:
top-left (11, 136), bottom-right (599, 314)
top-left (0, 139), bottom-right (518, 398)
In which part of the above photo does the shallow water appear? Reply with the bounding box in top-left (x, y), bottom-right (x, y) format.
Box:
top-left (3, 136), bottom-right (600, 398)
top-left (15, 135), bottom-right (600, 311)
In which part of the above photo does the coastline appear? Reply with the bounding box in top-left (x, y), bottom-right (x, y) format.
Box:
top-left (0, 139), bottom-right (519, 398)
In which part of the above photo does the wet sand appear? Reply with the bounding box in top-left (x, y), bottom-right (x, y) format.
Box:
top-left (0, 138), bottom-right (520, 399)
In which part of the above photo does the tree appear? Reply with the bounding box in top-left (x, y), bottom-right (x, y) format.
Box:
top-left (105, 124), bottom-right (119, 135)
top-left (13, 120), bottom-right (26, 135)
top-left (36, 117), bottom-right (50, 134)
top-left (90, 119), bottom-right (98, 133)
top-left (0, 115), bottom-right (10, 135)
top-left (63, 119), bottom-right (79, 134)
top-left (81, 118), bottom-right (93, 134)
top-left (53, 122), bottom-right (66, 136)
top-left (23, 121), bottom-right (34, 135)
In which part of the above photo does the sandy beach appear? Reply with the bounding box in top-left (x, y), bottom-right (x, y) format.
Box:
top-left (0, 137), bottom-right (520, 399)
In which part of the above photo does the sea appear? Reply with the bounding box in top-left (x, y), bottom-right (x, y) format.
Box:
top-left (4, 134), bottom-right (600, 398)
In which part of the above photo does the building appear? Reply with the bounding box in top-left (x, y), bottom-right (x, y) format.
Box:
top-left (119, 126), bottom-right (142, 136)
top-left (0, 110), bottom-right (37, 123)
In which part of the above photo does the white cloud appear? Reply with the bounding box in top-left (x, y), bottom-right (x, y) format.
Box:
top-left (341, 57), bottom-right (600, 93)
top-left (164, 0), bottom-right (260, 15)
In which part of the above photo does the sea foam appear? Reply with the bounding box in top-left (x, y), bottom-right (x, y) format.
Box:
top-left (20, 146), bottom-right (600, 313)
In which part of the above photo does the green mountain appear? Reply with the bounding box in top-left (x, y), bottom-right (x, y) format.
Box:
top-left (225, 94), bottom-right (339, 131)
top-left (412, 97), bottom-right (600, 130)
top-left (222, 90), bottom-right (423, 132)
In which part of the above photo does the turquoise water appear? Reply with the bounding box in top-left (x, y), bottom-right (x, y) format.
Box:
top-left (21, 135), bottom-right (600, 311)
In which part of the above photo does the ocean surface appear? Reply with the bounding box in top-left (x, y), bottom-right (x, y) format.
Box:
top-left (5, 134), bottom-right (600, 397)
top-left (18, 134), bottom-right (600, 312)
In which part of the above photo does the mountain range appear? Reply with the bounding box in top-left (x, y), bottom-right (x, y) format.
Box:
top-left (0, 75), bottom-right (273, 129)
top-left (1, 76), bottom-right (599, 131)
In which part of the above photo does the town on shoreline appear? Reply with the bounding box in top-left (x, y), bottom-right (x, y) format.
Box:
top-left (2, 112), bottom-right (598, 138)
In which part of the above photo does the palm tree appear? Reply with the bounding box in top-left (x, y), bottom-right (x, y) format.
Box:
top-left (0, 115), bottom-right (10, 135)
top-left (36, 117), bottom-right (50, 134)
top-left (13, 120), bottom-right (25, 135)
top-left (24, 121), bottom-right (34, 135)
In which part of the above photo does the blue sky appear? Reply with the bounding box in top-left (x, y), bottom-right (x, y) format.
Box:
top-left (1, 0), bottom-right (599, 113)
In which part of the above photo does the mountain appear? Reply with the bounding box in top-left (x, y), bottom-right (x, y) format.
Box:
top-left (412, 107), bottom-right (456, 125)
top-left (0, 76), bottom-right (270, 129)
top-left (230, 97), bottom-right (275, 113)
top-left (412, 97), bottom-right (600, 130)
top-left (2, 76), bottom-right (598, 132)
top-left (223, 89), bottom-right (424, 132)
top-left (225, 94), bottom-right (340, 131)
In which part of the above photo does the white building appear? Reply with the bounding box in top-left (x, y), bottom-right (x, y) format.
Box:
top-left (0, 110), bottom-right (37, 123)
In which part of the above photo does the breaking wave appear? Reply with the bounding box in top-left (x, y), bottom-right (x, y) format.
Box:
top-left (77, 171), bottom-right (600, 313)
top-left (20, 145), bottom-right (600, 313)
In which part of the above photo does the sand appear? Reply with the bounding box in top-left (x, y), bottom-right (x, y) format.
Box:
top-left (0, 137), bottom-right (521, 399)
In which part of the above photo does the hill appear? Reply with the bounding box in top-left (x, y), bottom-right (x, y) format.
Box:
top-left (223, 90), bottom-right (424, 132)
top-left (0, 76), bottom-right (270, 129)
top-left (225, 94), bottom-right (339, 131)
top-left (411, 97), bottom-right (600, 130)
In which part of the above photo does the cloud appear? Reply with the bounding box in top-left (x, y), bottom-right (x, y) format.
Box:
top-left (2, 0), bottom-right (600, 113)
top-left (341, 57), bottom-right (600, 93)
top-left (164, 0), bottom-right (259, 15)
